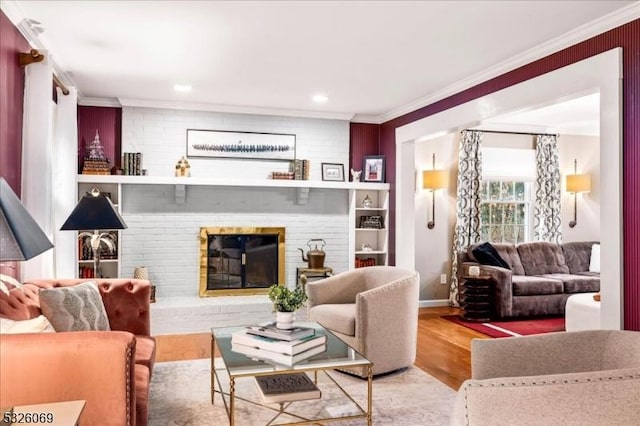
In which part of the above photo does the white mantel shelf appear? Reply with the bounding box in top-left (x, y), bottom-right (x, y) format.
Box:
top-left (77, 175), bottom-right (389, 204)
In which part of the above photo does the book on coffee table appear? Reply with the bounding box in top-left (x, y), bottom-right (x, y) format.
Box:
top-left (231, 342), bottom-right (327, 367)
top-left (254, 372), bottom-right (321, 404)
top-left (245, 322), bottom-right (315, 341)
top-left (231, 329), bottom-right (327, 356)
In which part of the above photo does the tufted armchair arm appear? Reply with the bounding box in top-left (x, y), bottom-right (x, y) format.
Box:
top-left (0, 331), bottom-right (137, 426)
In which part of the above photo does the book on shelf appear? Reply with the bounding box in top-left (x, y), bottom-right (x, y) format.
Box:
top-left (254, 372), bottom-right (321, 404)
top-left (245, 322), bottom-right (315, 342)
top-left (231, 329), bottom-right (327, 356)
top-left (231, 342), bottom-right (327, 367)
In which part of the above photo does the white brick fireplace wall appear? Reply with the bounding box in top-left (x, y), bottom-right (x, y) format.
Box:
top-left (119, 107), bottom-right (350, 334)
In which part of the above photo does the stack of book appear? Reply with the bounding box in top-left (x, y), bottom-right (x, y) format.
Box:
top-left (122, 152), bottom-right (143, 175)
top-left (290, 159), bottom-right (310, 180)
top-left (231, 323), bottom-right (327, 367)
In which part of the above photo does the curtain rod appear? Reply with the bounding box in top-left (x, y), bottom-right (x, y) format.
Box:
top-left (463, 129), bottom-right (559, 137)
top-left (19, 49), bottom-right (70, 96)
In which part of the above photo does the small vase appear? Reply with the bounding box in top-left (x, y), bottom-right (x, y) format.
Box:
top-left (275, 311), bottom-right (295, 329)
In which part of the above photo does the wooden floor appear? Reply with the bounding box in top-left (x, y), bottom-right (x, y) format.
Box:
top-left (154, 306), bottom-right (488, 390)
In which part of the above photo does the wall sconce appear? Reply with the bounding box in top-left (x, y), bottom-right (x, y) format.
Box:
top-left (565, 158), bottom-right (591, 228)
top-left (422, 154), bottom-right (448, 229)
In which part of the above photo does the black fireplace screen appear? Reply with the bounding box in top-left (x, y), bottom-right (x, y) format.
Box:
top-left (206, 234), bottom-right (279, 290)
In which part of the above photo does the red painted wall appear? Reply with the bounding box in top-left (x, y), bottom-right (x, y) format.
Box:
top-left (77, 106), bottom-right (122, 172)
top-left (349, 123), bottom-right (379, 174)
top-left (377, 19), bottom-right (640, 330)
top-left (0, 10), bottom-right (29, 194)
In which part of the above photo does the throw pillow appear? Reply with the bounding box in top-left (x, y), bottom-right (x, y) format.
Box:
top-left (472, 242), bottom-right (511, 269)
top-left (0, 315), bottom-right (56, 334)
top-left (589, 243), bottom-right (601, 273)
top-left (39, 281), bottom-right (111, 332)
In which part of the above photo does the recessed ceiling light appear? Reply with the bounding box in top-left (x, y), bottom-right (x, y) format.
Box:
top-left (312, 94), bottom-right (329, 103)
top-left (174, 84), bottom-right (192, 92)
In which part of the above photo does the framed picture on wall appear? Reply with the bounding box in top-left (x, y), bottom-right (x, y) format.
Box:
top-left (321, 163), bottom-right (345, 181)
top-left (362, 155), bottom-right (385, 183)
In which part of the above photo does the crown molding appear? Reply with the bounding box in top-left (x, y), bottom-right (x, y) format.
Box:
top-left (350, 114), bottom-right (380, 124)
top-left (377, 2), bottom-right (640, 124)
top-left (117, 98), bottom-right (355, 121)
top-left (77, 96), bottom-right (122, 108)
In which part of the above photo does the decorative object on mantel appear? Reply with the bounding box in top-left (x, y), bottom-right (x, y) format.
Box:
top-left (271, 171), bottom-right (295, 180)
top-left (298, 239), bottom-right (326, 269)
top-left (267, 284), bottom-right (308, 329)
top-left (175, 156), bottom-right (191, 177)
top-left (362, 155), bottom-right (385, 183)
top-left (350, 168), bottom-right (362, 182)
top-left (134, 266), bottom-right (155, 303)
top-left (122, 152), bottom-right (143, 176)
top-left (321, 163), bottom-right (345, 181)
top-left (82, 130), bottom-right (112, 175)
top-left (186, 129), bottom-right (296, 161)
top-left (290, 159), bottom-right (310, 180)
top-left (362, 194), bottom-right (373, 208)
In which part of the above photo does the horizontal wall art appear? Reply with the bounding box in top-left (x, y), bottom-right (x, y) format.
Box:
top-left (186, 129), bottom-right (296, 161)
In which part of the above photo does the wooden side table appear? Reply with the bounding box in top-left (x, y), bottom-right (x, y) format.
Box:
top-left (459, 275), bottom-right (492, 322)
top-left (297, 267), bottom-right (333, 287)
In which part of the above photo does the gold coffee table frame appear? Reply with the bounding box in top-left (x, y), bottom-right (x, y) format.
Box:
top-left (211, 322), bottom-right (373, 425)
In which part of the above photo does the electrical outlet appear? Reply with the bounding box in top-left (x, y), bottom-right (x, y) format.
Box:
top-left (440, 274), bottom-right (447, 284)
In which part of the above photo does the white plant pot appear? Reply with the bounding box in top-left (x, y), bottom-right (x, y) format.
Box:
top-left (275, 311), bottom-right (296, 329)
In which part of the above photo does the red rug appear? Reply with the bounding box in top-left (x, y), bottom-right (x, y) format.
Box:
top-left (442, 315), bottom-right (565, 338)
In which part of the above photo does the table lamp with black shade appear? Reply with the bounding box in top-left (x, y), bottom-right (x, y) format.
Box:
top-left (61, 187), bottom-right (127, 278)
top-left (0, 177), bottom-right (54, 292)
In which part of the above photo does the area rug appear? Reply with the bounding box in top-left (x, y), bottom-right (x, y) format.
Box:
top-left (149, 358), bottom-right (456, 425)
top-left (442, 315), bottom-right (565, 338)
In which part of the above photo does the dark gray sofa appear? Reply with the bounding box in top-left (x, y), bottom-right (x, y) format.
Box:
top-left (457, 241), bottom-right (599, 318)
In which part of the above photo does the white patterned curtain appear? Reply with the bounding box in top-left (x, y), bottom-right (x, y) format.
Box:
top-left (449, 130), bottom-right (483, 305)
top-left (534, 135), bottom-right (562, 243)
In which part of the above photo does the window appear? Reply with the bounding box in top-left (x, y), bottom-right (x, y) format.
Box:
top-left (480, 180), bottom-right (531, 244)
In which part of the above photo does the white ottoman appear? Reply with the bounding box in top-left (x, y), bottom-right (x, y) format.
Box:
top-left (565, 293), bottom-right (601, 331)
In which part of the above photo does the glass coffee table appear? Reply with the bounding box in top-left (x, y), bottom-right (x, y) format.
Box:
top-left (211, 322), bottom-right (373, 425)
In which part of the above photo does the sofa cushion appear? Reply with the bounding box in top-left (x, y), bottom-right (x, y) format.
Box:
top-left (39, 281), bottom-right (111, 332)
top-left (541, 274), bottom-right (600, 294)
top-left (468, 243), bottom-right (525, 275)
top-left (472, 243), bottom-right (511, 269)
top-left (517, 242), bottom-right (570, 275)
top-left (309, 303), bottom-right (356, 336)
top-left (512, 276), bottom-right (564, 296)
top-left (562, 241), bottom-right (598, 274)
top-left (576, 271), bottom-right (600, 277)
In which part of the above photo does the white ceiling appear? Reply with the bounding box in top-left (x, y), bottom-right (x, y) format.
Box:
top-left (4, 1), bottom-right (638, 122)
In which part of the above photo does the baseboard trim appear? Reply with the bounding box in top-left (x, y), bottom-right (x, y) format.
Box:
top-left (419, 299), bottom-right (450, 308)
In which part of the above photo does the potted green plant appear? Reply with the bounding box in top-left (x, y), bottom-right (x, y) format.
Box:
top-left (267, 284), bottom-right (308, 329)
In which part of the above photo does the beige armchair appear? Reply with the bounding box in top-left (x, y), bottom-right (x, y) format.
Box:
top-left (305, 266), bottom-right (419, 377)
top-left (451, 330), bottom-right (640, 426)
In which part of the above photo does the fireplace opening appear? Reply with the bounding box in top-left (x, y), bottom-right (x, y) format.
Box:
top-left (199, 227), bottom-right (285, 296)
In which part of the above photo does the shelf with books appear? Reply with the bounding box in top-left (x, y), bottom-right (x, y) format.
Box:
top-left (349, 188), bottom-right (389, 268)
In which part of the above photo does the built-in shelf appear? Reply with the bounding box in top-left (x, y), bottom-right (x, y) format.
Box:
top-left (355, 228), bottom-right (387, 232)
top-left (79, 259), bottom-right (118, 264)
top-left (77, 175), bottom-right (389, 205)
top-left (355, 250), bottom-right (386, 255)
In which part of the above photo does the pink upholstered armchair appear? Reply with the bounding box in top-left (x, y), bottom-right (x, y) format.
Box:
top-left (0, 278), bottom-right (156, 426)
